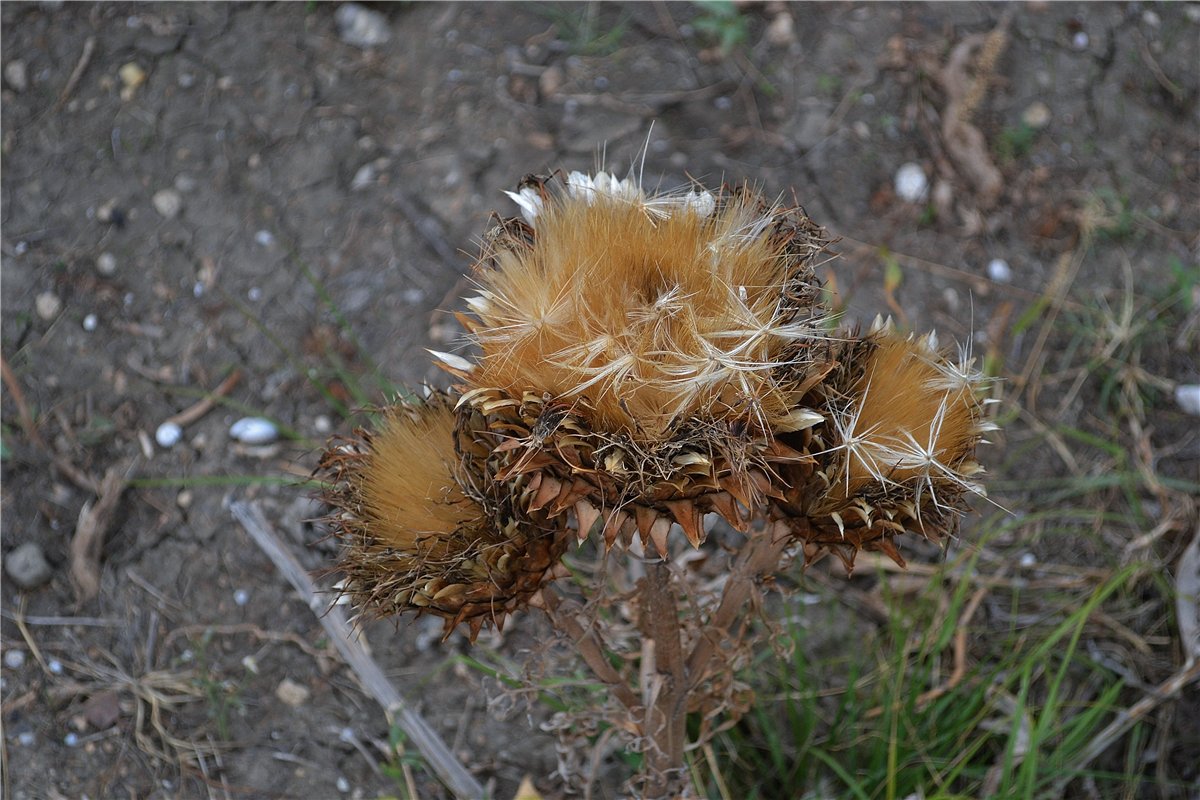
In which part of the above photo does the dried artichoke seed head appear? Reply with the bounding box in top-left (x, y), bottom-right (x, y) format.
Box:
top-left (779, 324), bottom-right (994, 571)
top-left (444, 171), bottom-right (834, 554)
top-left (319, 394), bottom-right (566, 639)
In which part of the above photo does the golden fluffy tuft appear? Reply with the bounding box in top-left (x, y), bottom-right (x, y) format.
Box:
top-left (463, 176), bottom-right (829, 439)
top-left (358, 402), bottom-right (477, 555)
top-left (834, 333), bottom-right (980, 498)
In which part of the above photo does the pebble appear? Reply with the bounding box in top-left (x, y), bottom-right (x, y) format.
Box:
top-left (35, 292), bottom-right (63, 321)
top-left (230, 417), bottom-right (279, 445)
top-left (254, 229), bottom-right (275, 247)
top-left (152, 188), bottom-right (183, 219)
top-left (17, 731), bottom-right (35, 746)
top-left (275, 678), bottom-right (310, 707)
top-left (48, 659), bottom-right (63, 674)
top-left (313, 415), bottom-right (332, 434)
top-left (176, 489), bottom-right (193, 509)
top-left (155, 421), bottom-right (183, 448)
top-left (4, 649), bottom-right (26, 669)
top-left (987, 258), bottom-right (1013, 283)
top-left (4, 59), bottom-right (28, 92)
top-left (350, 162), bottom-right (377, 191)
top-left (96, 252), bottom-right (117, 276)
top-left (5, 542), bottom-right (53, 590)
top-left (765, 12), bottom-right (795, 46)
top-left (64, 732), bottom-right (79, 747)
top-left (119, 62), bottom-right (146, 88)
top-left (233, 588), bottom-right (250, 606)
top-left (334, 3), bottom-right (391, 48)
top-left (1175, 384), bottom-right (1200, 416)
top-left (894, 162), bottom-right (929, 203)
top-left (336, 776), bottom-right (350, 793)
top-left (82, 313), bottom-right (98, 332)
top-left (1020, 552), bottom-right (1037, 567)
top-left (1021, 101), bottom-right (1051, 129)
top-left (1072, 31), bottom-right (1089, 50)
top-left (242, 655), bottom-right (259, 674)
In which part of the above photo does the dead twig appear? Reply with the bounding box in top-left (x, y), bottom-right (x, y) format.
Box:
top-left (229, 500), bottom-right (486, 800)
top-left (55, 35), bottom-right (96, 110)
top-left (70, 461), bottom-right (136, 604)
top-left (163, 369), bottom-right (242, 428)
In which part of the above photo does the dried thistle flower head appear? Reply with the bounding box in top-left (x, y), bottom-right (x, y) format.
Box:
top-left (455, 172), bottom-right (831, 438)
top-left (319, 395), bottom-right (568, 638)
top-left (775, 322), bottom-right (994, 571)
top-left (447, 172), bottom-right (834, 554)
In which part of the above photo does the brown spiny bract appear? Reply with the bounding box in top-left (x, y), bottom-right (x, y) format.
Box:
top-left (318, 395), bottom-right (568, 639)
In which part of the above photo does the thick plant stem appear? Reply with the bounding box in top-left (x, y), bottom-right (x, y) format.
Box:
top-left (686, 521), bottom-right (793, 692)
top-left (642, 559), bottom-right (688, 797)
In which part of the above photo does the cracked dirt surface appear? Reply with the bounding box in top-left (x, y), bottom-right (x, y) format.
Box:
top-left (2, 3), bottom-right (1197, 798)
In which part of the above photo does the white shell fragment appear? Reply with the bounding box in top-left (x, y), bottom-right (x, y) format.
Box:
top-left (894, 162), bottom-right (929, 203)
top-left (1175, 384), bottom-right (1200, 416)
top-left (154, 421), bottom-right (183, 448)
top-left (986, 258), bottom-right (1013, 283)
top-left (229, 417), bottom-right (279, 444)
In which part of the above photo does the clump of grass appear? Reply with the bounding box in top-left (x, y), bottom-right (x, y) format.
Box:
top-left (701, 547), bottom-right (1171, 799)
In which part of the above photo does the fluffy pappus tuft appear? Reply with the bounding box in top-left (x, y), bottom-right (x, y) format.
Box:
top-left (464, 172), bottom-right (832, 440)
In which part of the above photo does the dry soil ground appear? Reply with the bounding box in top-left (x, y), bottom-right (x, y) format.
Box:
top-left (2, 2), bottom-right (1197, 799)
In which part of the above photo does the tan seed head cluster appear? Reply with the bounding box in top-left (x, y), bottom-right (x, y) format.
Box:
top-left (320, 168), bottom-right (995, 636)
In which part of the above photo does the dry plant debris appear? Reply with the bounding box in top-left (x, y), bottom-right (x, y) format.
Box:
top-left (316, 167), bottom-right (997, 795)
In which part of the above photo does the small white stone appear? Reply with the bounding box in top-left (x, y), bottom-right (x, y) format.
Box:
top-left (229, 417), bottom-right (279, 445)
top-left (4, 59), bottom-right (29, 92)
top-left (82, 313), bottom-right (98, 332)
top-left (1072, 31), bottom-right (1089, 50)
top-left (987, 258), bottom-right (1013, 283)
top-left (241, 655), bottom-right (259, 674)
top-left (155, 421), bottom-right (183, 448)
top-left (275, 678), bottom-right (310, 707)
top-left (4, 649), bottom-right (26, 669)
top-left (336, 776), bottom-right (350, 793)
top-left (1021, 101), bottom-right (1051, 129)
top-left (350, 162), bottom-right (376, 191)
top-left (48, 659), bottom-right (63, 674)
top-left (233, 588), bottom-right (250, 606)
top-left (334, 3), bottom-right (391, 48)
top-left (152, 188), bottom-right (183, 219)
top-left (1020, 553), bottom-right (1037, 568)
top-left (254, 230), bottom-right (274, 247)
top-left (35, 292), bottom-right (63, 321)
top-left (64, 732), bottom-right (79, 747)
top-left (17, 731), bottom-right (34, 746)
top-left (1175, 384), bottom-right (1200, 416)
top-left (247, 287), bottom-right (263, 302)
top-left (313, 415), bottom-right (332, 434)
top-left (1142, 10), bottom-right (1161, 27)
top-left (894, 162), bottom-right (929, 203)
top-left (96, 252), bottom-right (117, 276)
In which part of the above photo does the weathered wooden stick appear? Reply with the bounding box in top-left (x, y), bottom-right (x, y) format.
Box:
top-left (230, 500), bottom-right (487, 800)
